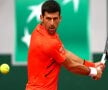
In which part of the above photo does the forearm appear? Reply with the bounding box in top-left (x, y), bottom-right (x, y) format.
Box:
top-left (65, 49), bottom-right (95, 67)
top-left (63, 50), bottom-right (90, 76)
top-left (67, 63), bottom-right (90, 76)
top-left (65, 50), bottom-right (84, 64)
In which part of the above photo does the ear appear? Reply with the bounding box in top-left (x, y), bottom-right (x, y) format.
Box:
top-left (40, 15), bottom-right (43, 22)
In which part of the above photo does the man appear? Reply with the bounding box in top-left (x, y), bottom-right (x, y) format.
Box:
top-left (26, 0), bottom-right (104, 90)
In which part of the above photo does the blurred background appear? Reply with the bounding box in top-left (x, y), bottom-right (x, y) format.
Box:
top-left (0, 0), bottom-right (107, 90)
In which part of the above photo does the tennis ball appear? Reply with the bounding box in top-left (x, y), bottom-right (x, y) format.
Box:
top-left (0, 63), bottom-right (10, 74)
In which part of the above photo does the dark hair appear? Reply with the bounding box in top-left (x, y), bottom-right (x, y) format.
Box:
top-left (41, 0), bottom-right (61, 16)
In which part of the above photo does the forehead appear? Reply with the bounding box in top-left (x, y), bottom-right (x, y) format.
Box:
top-left (44, 12), bottom-right (60, 17)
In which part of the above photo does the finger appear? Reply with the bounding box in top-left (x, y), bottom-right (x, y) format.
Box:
top-left (97, 65), bottom-right (105, 72)
top-left (92, 76), bottom-right (100, 80)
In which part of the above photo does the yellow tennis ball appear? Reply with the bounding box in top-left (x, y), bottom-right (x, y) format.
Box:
top-left (0, 63), bottom-right (10, 74)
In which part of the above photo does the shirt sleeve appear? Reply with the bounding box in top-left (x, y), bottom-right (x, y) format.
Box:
top-left (49, 43), bottom-right (66, 64)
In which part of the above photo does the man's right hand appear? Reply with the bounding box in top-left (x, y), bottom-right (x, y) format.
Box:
top-left (92, 67), bottom-right (103, 80)
top-left (95, 62), bottom-right (105, 71)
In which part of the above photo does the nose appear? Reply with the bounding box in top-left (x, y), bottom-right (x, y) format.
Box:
top-left (50, 19), bottom-right (54, 25)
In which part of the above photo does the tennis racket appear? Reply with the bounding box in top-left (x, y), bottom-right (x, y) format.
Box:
top-left (100, 37), bottom-right (108, 64)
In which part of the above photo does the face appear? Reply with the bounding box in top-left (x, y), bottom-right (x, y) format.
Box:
top-left (40, 12), bottom-right (61, 35)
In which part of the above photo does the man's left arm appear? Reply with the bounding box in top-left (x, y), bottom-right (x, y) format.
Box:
top-left (65, 49), bottom-right (105, 71)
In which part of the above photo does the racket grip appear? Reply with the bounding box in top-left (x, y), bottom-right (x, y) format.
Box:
top-left (100, 53), bottom-right (106, 64)
top-left (96, 54), bottom-right (106, 70)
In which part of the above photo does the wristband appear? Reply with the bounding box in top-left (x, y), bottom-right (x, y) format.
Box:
top-left (89, 67), bottom-right (97, 77)
top-left (83, 60), bottom-right (95, 67)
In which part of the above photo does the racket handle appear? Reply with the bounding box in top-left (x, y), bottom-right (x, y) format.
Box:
top-left (97, 53), bottom-right (106, 70)
top-left (100, 53), bottom-right (106, 64)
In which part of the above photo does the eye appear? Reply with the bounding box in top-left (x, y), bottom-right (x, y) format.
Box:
top-left (46, 17), bottom-right (51, 21)
top-left (53, 17), bottom-right (58, 21)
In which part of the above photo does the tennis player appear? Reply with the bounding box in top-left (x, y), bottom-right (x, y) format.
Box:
top-left (25, 0), bottom-right (105, 90)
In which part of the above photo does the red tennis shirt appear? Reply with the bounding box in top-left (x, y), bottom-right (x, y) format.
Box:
top-left (26, 24), bottom-right (66, 90)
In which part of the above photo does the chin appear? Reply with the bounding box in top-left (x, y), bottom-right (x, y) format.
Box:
top-left (49, 32), bottom-right (56, 35)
